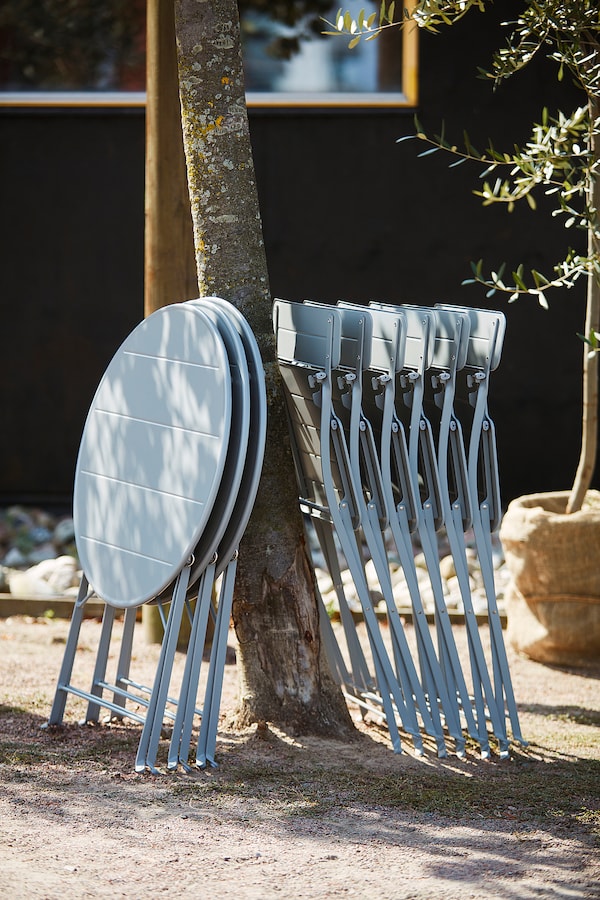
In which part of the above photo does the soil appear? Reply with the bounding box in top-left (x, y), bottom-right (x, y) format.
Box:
top-left (0, 612), bottom-right (599, 899)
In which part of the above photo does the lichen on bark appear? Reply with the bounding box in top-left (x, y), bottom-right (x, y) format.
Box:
top-left (174, 0), bottom-right (352, 735)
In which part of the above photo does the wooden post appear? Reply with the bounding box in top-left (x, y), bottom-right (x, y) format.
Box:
top-left (144, 0), bottom-right (197, 317)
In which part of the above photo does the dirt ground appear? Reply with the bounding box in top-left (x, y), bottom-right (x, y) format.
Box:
top-left (0, 612), bottom-right (599, 900)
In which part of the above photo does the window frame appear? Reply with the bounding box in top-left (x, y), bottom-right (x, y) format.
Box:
top-left (0, 13), bottom-right (418, 109)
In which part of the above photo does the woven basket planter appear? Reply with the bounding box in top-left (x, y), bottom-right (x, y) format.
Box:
top-left (500, 491), bottom-right (600, 666)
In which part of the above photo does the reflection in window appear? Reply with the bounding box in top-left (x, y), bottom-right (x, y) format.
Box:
top-left (241, 1), bottom-right (404, 100)
top-left (0, 0), bottom-right (146, 91)
top-left (0, 0), bottom-right (414, 106)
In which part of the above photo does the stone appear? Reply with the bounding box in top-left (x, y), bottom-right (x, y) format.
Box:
top-left (6, 506), bottom-right (34, 529)
top-left (31, 556), bottom-right (79, 593)
top-left (471, 588), bottom-right (489, 616)
top-left (2, 547), bottom-right (27, 567)
top-left (439, 554), bottom-right (456, 580)
top-left (27, 543), bottom-right (58, 565)
top-left (413, 551), bottom-right (428, 570)
top-left (53, 518), bottom-right (75, 547)
top-left (29, 526), bottom-right (53, 545)
top-left (7, 569), bottom-right (58, 597)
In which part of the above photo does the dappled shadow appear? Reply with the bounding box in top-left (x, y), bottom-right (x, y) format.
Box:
top-left (517, 704), bottom-right (600, 728)
top-left (0, 701), bottom-right (598, 899)
top-left (527, 661), bottom-right (600, 681)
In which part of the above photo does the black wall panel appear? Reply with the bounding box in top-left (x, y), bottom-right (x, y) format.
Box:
top-left (0, 5), bottom-right (593, 506)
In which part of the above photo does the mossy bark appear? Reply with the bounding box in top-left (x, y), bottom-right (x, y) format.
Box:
top-left (173, 0), bottom-right (353, 735)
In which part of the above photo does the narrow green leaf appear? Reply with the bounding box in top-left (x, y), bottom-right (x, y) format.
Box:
top-left (513, 271), bottom-right (527, 291)
top-left (348, 35), bottom-right (361, 48)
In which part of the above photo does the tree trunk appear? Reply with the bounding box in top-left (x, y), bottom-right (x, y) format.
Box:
top-left (173, 0), bottom-right (353, 735)
top-left (144, 0), bottom-right (197, 315)
top-left (567, 92), bottom-right (600, 514)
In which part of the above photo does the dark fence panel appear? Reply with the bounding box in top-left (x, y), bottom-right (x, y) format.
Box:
top-left (0, 109), bottom-right (145, 504)
top-left (0, 8), bottom-right (593, 506)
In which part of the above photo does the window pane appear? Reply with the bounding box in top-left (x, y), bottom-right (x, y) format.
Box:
top-left (0, 0), bottom-right (411, 105)
top-left (0, 0), bottom-right (146, 91)
top-left (241, 1), bottom-right (404, 99)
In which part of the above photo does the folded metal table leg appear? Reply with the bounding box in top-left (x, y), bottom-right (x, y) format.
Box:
top-left (167, 561), bottom-right (216, 771)
top-left (196, 555), bottom-right (238, 769)
top-left (135, 562), bottom-right (191, 773)
top-left (84, 602), bottom-right (118, 723)
top-left (47, 574), bottom-right (92, 726)
top-left (110, 605), bottom-right (137, 718)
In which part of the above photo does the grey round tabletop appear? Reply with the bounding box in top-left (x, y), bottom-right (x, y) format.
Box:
top-left (74, 303), bottom-right (232, 608)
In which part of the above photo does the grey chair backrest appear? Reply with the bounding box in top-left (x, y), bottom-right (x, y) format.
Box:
top-left (435, 304), bottom-right (505, 373)
top-left (274, 298), bottom-right (342, 372)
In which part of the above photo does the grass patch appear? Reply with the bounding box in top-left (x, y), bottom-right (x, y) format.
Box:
top-left (169, 750), bottom-right (600, 831)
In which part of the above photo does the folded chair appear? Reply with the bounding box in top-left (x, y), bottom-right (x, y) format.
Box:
top-left (435, 304), bottom-right (526, 749)
top-left (274, 298), bottom-right (425, 753)
top-left (297, 301), bottom-right (445, 755)
top-left (368, 302), bottom-right (490, 753)
top-left (350, 302), bottom-right (467, 757)
top-left (411, 303), bottom-right (507, 756)
top-left (275, 298), bottom-right (524, 758)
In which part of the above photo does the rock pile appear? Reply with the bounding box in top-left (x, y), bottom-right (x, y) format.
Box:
top-left (1, 505), bottom-right (508, 616)
top-left (0, 506), bottom-right (81, 597)
top-left (309, 525), bottom-right (508, 620)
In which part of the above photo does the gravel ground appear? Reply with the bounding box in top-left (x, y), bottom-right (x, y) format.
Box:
top-left (0, 612), bottom-right (599, 899)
